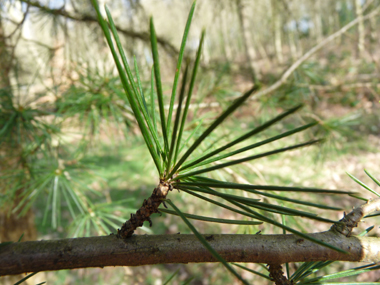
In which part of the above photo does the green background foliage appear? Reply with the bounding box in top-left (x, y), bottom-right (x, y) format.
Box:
top-left (1, 0), bottom-right (380, 284)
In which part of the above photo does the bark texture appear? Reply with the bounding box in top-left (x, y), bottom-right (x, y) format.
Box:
top-left (1, 232), bottom-right (380, 276)
top-left (268, 264), bottom-right (293, 285)
top-left (117, 181), bottom-right (171, 238)
top-left (331, 198), bottom-right (380, 236)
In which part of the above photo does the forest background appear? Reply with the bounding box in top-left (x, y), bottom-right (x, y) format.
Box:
top-left (1, 0), bottom-right (380, 284)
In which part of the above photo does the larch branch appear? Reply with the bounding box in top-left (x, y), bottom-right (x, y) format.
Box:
top-left (2, 199), bottom-right (380, 276)
top-left (1, 230), bottom-right (380, 275)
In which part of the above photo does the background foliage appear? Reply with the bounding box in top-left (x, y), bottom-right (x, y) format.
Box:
top-left (1, 0), bottom-right (380, 284)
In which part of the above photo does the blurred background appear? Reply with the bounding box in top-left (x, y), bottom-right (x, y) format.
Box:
top-left (1, 0), bottom-right (380, 284)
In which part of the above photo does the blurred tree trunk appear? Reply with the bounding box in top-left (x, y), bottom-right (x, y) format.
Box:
top-left (0, 15), bottom-right (11, 90)
top-left (281, 0), bottom-right (299, 62)
top-left (0, 13), bottom-right (39, 285)
top-left (252, 27), bottom-right (271, 69)
top-left (369, 13), bottom-right (377, 43)
top-left (287, 31), bottom-right (298, 61)
top-left (312, 1), bottom-right (323, 43)
top-left (354, 0), bottom-right (365, 58)
top-left (329, 2), bottom-right (342, 46)
top-left (368, 15), bottom-right (379, 71)
top-left (0, 9), bottom-right (37, 244)
top-left (0, 10), bottom-right (37, 243)
top-left (271, 0), bottom-right (283, 64)
top-left (236, 0), bottom-right (258, 83)
top-left (219, 8), bottom-right (232, 62)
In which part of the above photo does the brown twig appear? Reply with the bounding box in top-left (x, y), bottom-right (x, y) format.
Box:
top-left (296, 82), bottom-right (380, 91)
top-left (2, 198), bottom-right (380, 275)
top-left (2, 231), bottom-right (380, 276)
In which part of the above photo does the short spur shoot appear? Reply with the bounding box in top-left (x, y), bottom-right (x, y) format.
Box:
top-left (117, 179), bottom-right (173, 238)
